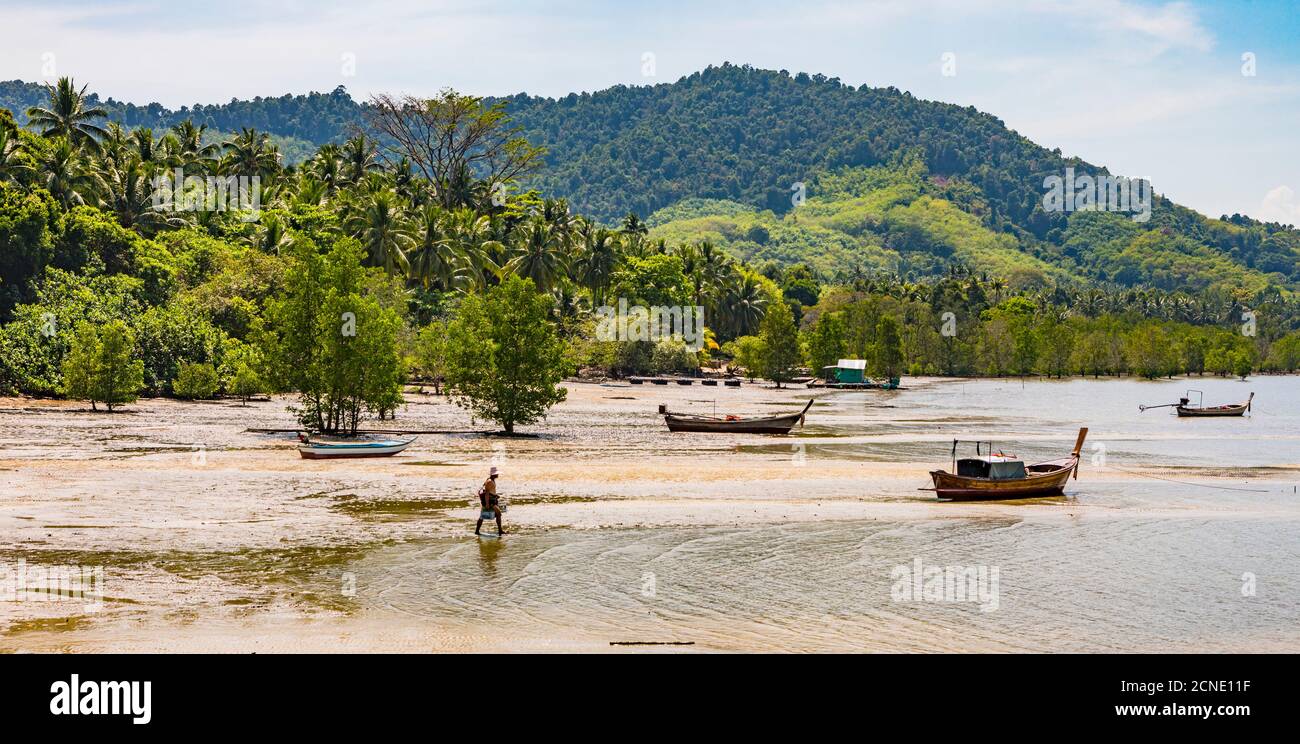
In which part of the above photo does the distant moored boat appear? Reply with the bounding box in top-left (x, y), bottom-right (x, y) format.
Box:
top-left (1177, 391), bottom-right (1253, 417)
top-left (1140, 390), bottom-right (1254, 417)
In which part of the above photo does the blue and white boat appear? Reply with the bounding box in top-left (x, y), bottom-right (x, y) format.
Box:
top-left (297, 435), bottom-right (415, 459)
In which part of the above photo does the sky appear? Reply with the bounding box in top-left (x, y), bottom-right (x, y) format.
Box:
top-left (3, 0), bottom-right (1299, 223)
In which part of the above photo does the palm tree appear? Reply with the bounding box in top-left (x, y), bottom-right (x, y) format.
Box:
top-left (245, 212), bottom-right (295, 255)
top-left (438, 161), bottom-right (490, 210)
top-left (506, 218), bottom-right (569, 292)
top-left (100, 153), bottom-right (184, 232)
top-left (25, 77), bottom-right (108, 152)
top-left (550, 283), bottom-right (588, 327)
top-left (346, 190), bottom-right (413, 275)
top-left (130, 128), bottom-right (163, 168)
top-left (541, 197), bottom-right (577, 242)
top-left (33, 137), bottom-right (104, 209)
top-left (575, 227), bottom-right (621, 306)
top-left (221, 127), bottom-right (281, 180)
top-left (620, 211), bottom-right (648, 238)
top-left (291, 176), bottom-right (329, 207)
top-left (340, 135), bottom-right (382, 185)
top-left (392, 156), bottom-right (421, 206)
top-left (96, 122), bottom-right (133, 171)
top-left (163, 120), bottom-right (220, 173)
top-left (720, 271), bottom-right (767, 338)
top-left (0, 127), bottom-right (28, 183)
top-left (407, 204), bottom-right (467, 292)
top-left (445, 209), bottom-right (506, 291)
top-left (696, 241), bottom-right (730, 305)
top-left (307, 144), bottom-right (344, 195)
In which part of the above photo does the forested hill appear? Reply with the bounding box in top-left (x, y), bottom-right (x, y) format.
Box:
top-left (4, 65), bottom-right (1299, 293)
top-left (502, 64), bottom-right (1066, 225)
top-left (0, 79), bottom-right (360, 145)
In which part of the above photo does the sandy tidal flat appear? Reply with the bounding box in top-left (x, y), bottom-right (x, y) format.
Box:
top-left (2, 376), bottom-right (1298, 652)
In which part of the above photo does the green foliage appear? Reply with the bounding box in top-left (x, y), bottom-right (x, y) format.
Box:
top-left (1127, 324), bottom-right (1177, 379)
top-left (55, 205), bottom-right (138, 273)
top-left (651, 336), bottom-right (699, 375)
top-left (134, 300), bottom-right (227, 394)
top-left (803, 311), bottom-right (846, 373)
top-left (444, 275), bottom-right (569, 433)
top-left (1266, 331), bottom-right (1300, 371)
top-left (220, 338), bottom-right (265, 402)
top-left (0, 184), bottom-right (58, 315)
top-left (412, 320), bottom-right (449, 393)
top-left (61, 320), bottom-right (143, 410)
top-left (608, 254), bottom-right (691, 307)
top-left (1, 72), bottom-right (1299, 408)
top-left (258, 236), bottom-right (405, 435)
top-left (724, 335), bottom-right (765, 379)
top-left (180, 241), bottom-right (285, 339)
top-left (870, 315), bottom-right (905, 380)
top-left (0, 268), bottom-right (142, 395)
top-left (172, 361), bottom-right (220, 399)
top-left (758, 304), bottom-right (800, 386)
top-left (781, 263), bottom-right (821, 307)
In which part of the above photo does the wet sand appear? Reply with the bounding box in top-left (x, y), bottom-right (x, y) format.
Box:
top-left (3, 377), bottom-right (1298, 652)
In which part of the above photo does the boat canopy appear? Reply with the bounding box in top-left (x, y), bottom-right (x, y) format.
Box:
top-left (956, 455), bottom-right (1027, 480)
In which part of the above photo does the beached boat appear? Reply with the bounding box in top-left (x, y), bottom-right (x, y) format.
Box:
top-left (927, 428), bottom-right (1088, 501)
top-left (297, 435), bottom-right (415, 459)
top-left (660, 399), bottom-right (813, 434)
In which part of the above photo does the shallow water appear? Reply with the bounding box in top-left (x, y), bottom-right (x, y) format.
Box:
top-left (1, 376), bottom-right (1297, 652)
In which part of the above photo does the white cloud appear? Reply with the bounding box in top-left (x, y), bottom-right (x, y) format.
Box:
top-left (1258, 186), bottom-right (1300, 226)
top-left (1027, 0), bottom-right (1213, 54)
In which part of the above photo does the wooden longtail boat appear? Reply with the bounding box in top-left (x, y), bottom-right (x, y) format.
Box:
top-left (1177, 391), bottom-right (1253, 417)
top-left (660, 399), bottom-right (813, 434)
top-left (297, 435), bottom-right (415, 459)
top-left (1140, 390), bottom-right (1254, 417)
top-left (927, 428), bottom-right (1088, 501)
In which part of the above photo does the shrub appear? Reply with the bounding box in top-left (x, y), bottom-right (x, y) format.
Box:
top-left (172, 362), bottom-right (220, 399)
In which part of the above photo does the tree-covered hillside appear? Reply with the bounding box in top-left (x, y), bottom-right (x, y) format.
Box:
top-left (4, 65), bottom-right (1299, 294)
top-left (647, 161), bottom-right (1291, 296)
top-left (0, 79), bottom-right (350, 164)
top-left (3, 77), bottom-right (1299, 406)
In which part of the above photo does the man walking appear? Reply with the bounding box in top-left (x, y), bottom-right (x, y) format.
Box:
top-left (476, 466), bottom-right (506, 536)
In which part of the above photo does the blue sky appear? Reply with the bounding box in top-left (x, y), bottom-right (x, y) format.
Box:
top-left (3, 0), bottom-right (1298, 223)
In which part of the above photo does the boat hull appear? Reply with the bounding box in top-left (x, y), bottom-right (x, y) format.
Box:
top-left (662, 400), bottom-right (812, 434)
top-left (297, 440), bottom-right (413, 459)
top-left (664, 415), bottom-right (803, 434)
top-left (930, 458), bottom-right (1077, 500)
top-left (1176, 405), bottom-right (1248, 417)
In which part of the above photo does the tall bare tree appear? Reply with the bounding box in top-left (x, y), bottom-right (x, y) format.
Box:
top-left (364, 89), bottom-right (545, 210)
